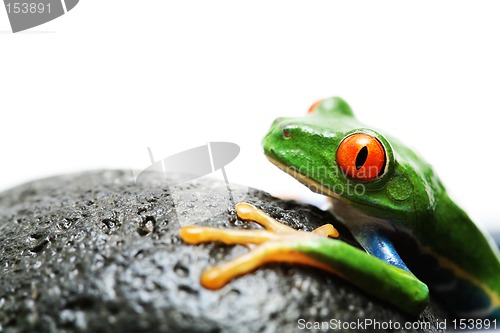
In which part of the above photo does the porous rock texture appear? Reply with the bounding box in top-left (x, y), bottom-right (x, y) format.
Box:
top-left (0, 170), bottom-right (450, 333)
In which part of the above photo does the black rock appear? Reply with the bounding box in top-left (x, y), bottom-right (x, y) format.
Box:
top-left (0, 170), bottom-right (450, 333)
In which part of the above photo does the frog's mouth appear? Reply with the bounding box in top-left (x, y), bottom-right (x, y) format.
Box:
top-left (265, 155), bottom-right (350, 203)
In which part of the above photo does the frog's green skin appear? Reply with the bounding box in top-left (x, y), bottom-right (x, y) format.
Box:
top-left (263, 97), bottom-right (500, 318)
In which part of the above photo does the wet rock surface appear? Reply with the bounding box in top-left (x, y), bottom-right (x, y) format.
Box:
top-left (0, 170), bottom-right (450, 333)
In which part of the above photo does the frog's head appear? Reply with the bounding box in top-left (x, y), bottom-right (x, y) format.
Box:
top-left (263, 97), bottom-right (438, 223)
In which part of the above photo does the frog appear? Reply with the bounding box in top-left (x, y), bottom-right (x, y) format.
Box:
top-left (180, 97), bottom-right (500, 318)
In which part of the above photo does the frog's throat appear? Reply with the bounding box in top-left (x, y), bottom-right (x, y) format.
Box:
top-left (265, 155), bottom-right (348, 203)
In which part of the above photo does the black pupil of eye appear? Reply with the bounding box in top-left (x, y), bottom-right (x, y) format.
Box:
top-left (355, 146), bottom-right (368, 170)
top-left (283, 129), bottom-right (291, 138)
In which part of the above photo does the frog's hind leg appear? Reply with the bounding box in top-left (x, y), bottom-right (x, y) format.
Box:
top-left (198, 238), bottom-right (338, 289)
top-left (179, 202), bottom-right (339, 289)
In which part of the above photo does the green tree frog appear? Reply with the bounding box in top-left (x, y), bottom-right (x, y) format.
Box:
top-left (180, 97), bottom-right (500, 318)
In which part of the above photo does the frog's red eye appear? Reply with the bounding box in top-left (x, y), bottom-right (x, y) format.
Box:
top-left (336, 133), bottom-right (386, 181)
top-left (307, 100), bottom-right (322, 114)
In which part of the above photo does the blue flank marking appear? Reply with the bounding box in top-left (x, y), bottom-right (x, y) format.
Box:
top-left (354, 228), bottom-right (411, 272)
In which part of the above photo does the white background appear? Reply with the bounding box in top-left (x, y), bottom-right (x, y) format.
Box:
top-left (1, 1), bottom-right (499, 231)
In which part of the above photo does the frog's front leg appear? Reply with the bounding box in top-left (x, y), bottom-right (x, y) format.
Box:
top-left (180, 202), bottom-right (339, 289)
top-left (180, 203), bottom-right (429, 315)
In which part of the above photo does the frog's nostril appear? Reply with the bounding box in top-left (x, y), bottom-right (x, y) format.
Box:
top-left (272, 117), bottom-right (282, 125)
